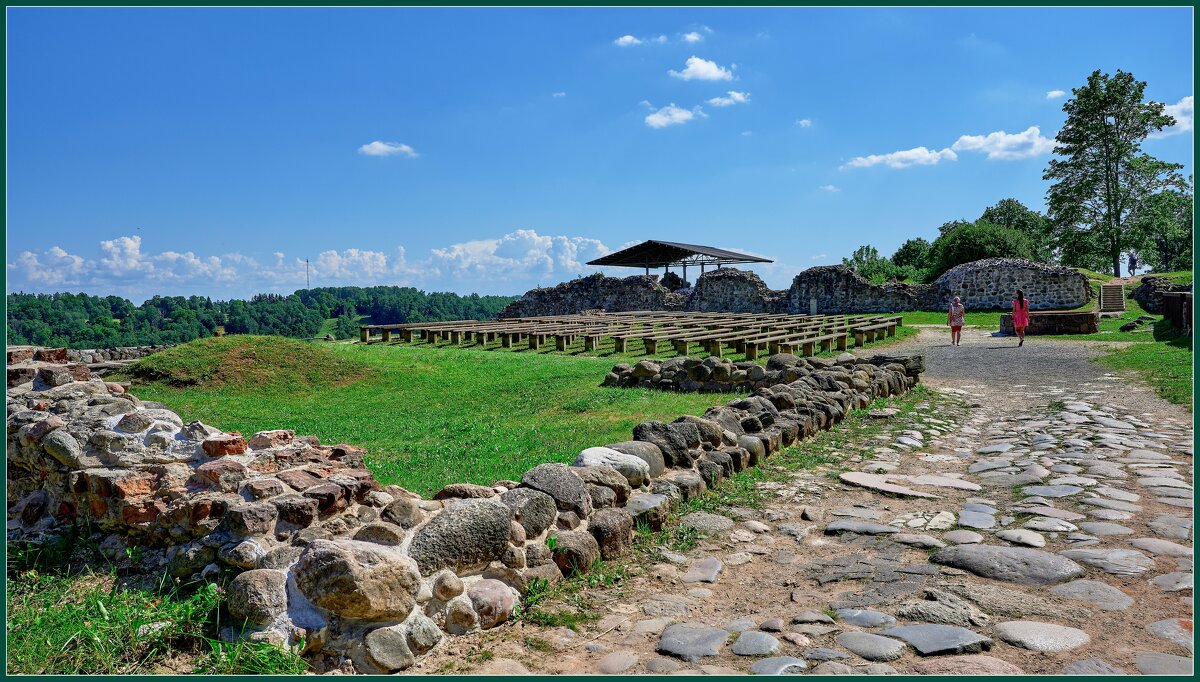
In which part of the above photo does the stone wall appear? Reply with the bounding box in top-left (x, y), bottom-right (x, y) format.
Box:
top-left (1132, 276), bottom-right (1193, 314)
top-left (999, 311), bottom-right (1099, 335)
top-left (7, 345), bottom-right (172, 387)
top-left (65, 345), bottom-right (172, 364)
top-left (603, 353), bottom-right (925, 394)
top-left (7, 350), bottom-right (922, 674)
top-left (501, 258), bottom-right (1091, 318)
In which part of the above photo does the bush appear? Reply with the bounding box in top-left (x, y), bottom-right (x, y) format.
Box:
top-left (926, 222), bottom-right (1035, 280)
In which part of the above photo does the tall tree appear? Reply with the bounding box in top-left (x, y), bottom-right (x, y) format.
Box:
top-left (1132, 177), bottom-right (1194, 273)
top-left (1044, 69), bottom-right (1185, 277)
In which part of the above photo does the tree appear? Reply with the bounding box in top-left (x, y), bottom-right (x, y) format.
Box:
top-left (1044, 69), bottom-right (1185, 277)
top-left (926, 222), bottom-right (1035, 280)
top-left (1132, 178), bottom-right (1194, 273)
top-left (843, 245), bottom-right (899, 284)
top-left (937, 219), bottom-right (973, 236)
top-left (891, 238), bottom-right (933, 270)
top-left (978, 199), bottom-right (1054, 262)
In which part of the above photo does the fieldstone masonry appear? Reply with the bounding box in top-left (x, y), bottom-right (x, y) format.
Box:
top-left (500, 258), bottom-right (1091, 318)
top-left (7, 348), bottom-right (922, 673)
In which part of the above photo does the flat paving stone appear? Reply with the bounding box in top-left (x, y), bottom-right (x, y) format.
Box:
top-left (1023, 517), bottom-right (1077, 532)
top-left (1022, 485), bottom-right (1084, 498)
top-left (839, 472), bottom-right (937, 499)
top-left (1077, 521), bottom-right (1134, 536)
top-left (996, 529), bottom-right (1045, 547)
top-left (596, 652), bottom-right (639, 674)
top-left (681, 557), bottom-right (724, 583)
top-left (1061, 658), bottom-right (1127, 675)
top-left (1080, 497), bottom-right (1142, 513)
top-left (1059, 548), bottom-right (1154, 576)
top-left (804, 647), bottom-right (851, 661)
top-left (931, 544), bottom-right (1085, 585)
top-left (943, 530), bottom-right (983, 544)
top-left (835, 632), bottom-right (906, 661)
top-left (877, 624), bottom-right (992, 656)
top-left (908, 655), bottom-right (1023, 674)
top-left (956, 511), bottom-right (996, 529)
top-left (1134, 651), bottom-right (1194, 675)
top-left (1020, 505), bottom-right (1086, 521)
top-left (835, 609), bottom-right (896, 628)
top-left (680, 512), bottom-right (735, 534)
top-left (748, 656), bottom-right (809, 675)
top-left (824, 519), bottom-right (899, 535)
top-left (1146, 618), bottom-right (1194, 651)
top-left (1149, 571), bottom-right (1194, 592)
top-left (1130, 537), bottom-right (1193, 557)
top-left (1049, 580), bottom-right (1134, 611)
top-left (657, 623), bottom-right (729, 661)
top-left (993, 620), bottom-right (1090, 652)
top-left (731, 630), bottom-right (781, 656)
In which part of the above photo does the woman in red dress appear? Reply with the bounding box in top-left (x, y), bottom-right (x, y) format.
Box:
top-left (1012, 289), bottom-right (1030, 347)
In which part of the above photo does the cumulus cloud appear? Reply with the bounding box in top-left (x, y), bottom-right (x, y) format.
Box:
top-left (845, 124), bottom-right (1057, 169)
top-left (796, 118), bottom-right (812, 128)
top-left (842, 146), bottom-right (958, 170)
top-left (1046, 89), bottom-right (1066, 100)
top-left (706, 91), bottom-right (750, 107)
top-left (357, 141), bottom-right (419, 158)
top-left (682, 31), bottom-right (703, 43)
top-left (950, 125), bottom-right (1056, 160)
top-left (818, 184), bottom-right (840, 192)
top-left (669, 56), bottom-right (734, 81)
top-left (1152, 95), bottom-right (1194, 138)
top-left (552, 91), bottom-right (567, 98)
top-left (6, 230), bottom-right (617, 299)
top-left (613, 34), bottom-right (641, 46)
top-left (645, 104), bottom-right (705, 129)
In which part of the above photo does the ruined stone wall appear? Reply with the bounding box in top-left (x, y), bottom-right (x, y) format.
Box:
top-left (999, 311), bottom-right (1099, 335)
top-left (498, 273), bottom-right (684, 318)
top-left (65, 345), bottom-right (172, 364)
top-left (1132, 276), bottom-right (1193, 314)
top-left (502, 259), bottom-right (1091, 318)
top-left (7, 350), bottom-right (921, 674)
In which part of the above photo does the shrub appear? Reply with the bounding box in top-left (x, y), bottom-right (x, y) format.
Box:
top-left (926, 222), bottom-right (1035, 280)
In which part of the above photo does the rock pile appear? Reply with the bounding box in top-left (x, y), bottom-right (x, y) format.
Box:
top-left (604, 353), bottom-right (923, 395)
top-left (7, 349), bottom-right (923, 673)
top-left (8, 345), bottom-right (171, 387)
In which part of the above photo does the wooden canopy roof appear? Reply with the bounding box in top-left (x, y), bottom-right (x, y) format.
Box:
top-left (587, 240), bottom-right (773, 269)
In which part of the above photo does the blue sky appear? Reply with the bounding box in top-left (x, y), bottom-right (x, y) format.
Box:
top-left (6, 6), bottom-right (1194, 302)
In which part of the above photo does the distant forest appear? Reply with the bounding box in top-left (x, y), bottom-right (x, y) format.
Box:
top-left (5, 286), bottom-right (517, 349)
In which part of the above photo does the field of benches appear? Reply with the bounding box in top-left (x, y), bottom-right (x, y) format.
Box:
top-left (360, 311), bottom-right (903, 359)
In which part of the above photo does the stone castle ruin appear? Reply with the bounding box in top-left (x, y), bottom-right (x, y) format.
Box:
top-left (500, 258), bottom-right (1091, 318)
top-left (8, 344), bottom-right (922, 673)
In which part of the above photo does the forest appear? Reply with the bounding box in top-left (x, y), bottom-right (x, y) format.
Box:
top-left (5, 287), bottom-right (516, 348)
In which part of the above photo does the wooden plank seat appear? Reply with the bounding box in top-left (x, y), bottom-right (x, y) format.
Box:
top-left (851, 321), bottom-right (897, 345)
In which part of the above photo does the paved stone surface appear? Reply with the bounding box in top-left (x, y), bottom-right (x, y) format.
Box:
top-left (930, 545), bottom-right (1085, 584)
top-left (1049, 580), bottom-right (1134, 611)
top-left (907, 655), bottom-right (1024, 674)
top-left (1146, 618), bottom-right (1194, 651)
top-left (730, 631), bottom-right (780, 657)
top-left (835, 631), bottom-right (907, 661)
top-left (748, 656), bottom-right (809, 675)
top-left (1061, 658), bottom-right (1127, 675)
top-left (656, 623), bottom-right (729, 661)
top-left (1058, 548), bottom-right (1155, 575)
top-left (1134, 651), bottom-right (1194, 675)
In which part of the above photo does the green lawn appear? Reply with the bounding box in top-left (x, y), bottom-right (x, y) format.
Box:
top-left (1143, 270), bottom-right (1194, 286)
top-left (1098, 323), bottom-right (1193, 409)
top-left (317, 314), bottom-right (373, 338)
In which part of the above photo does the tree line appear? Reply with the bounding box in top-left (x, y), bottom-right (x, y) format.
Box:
top-left (845, 69), bottom-right (1193, 284)
top-left (5, 287), bottom-right (516, 349)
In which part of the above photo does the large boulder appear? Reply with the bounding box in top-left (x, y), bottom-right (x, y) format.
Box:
top-left (551, 529), bottom-right (601, 576)
top-left (499, 487), bottom-right (558, 538)
top-left (293, 540), bottom-right (422, 620)
top-left (520, 463), bottom-right (592, 517)
top-left (606, 441), bottom-right (666, 478)
top-left (632, 421), bottom-right (701, 468)
top-left (467, 579), bottom-right (518, 629)
top-left (226, 569), bottom-right (289, 626)
top-left (588, 507), bottom-right (634, 559)
top-left (407, 499), bottom-right (513, 575)
top-left (573, 447), bottom-right (651, 487)
top-left (572, 466), bottom-right (632, 505)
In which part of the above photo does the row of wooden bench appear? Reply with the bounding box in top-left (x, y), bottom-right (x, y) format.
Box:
top-left (359, 312), bottom-right (902, 359)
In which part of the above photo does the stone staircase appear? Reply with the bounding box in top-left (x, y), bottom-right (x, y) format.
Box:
top-left (1099, 283), bottom-right (1126, 313)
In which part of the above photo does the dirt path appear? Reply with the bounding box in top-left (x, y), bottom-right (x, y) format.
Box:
top-left (414, 329), bottom-right (1194, 676)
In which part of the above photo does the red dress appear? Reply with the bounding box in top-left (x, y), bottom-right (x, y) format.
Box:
top-left (1012, 299), bottom-right (1030, 328)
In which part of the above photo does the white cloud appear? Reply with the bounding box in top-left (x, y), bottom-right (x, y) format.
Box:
top-left (682, 31), bottom-right (703, 43)
top-left (796, 118), bottom-right (812, 128)
top-left (358, 141), bottom-right (419, 158)
top-left (668, 56), bottom-right (734, 81)
top-left (428, 230), bottom-right (611, 283)
top-left (706, 90), bottom-right (750, 107)
top-left (1046, 89), bottom-right (1066, 100)
top-left (552, 91), bottom-right (567, 98)
top-left (950, 125), bottom-right (1055, 160)
top-left (818, 184), bottom-right (840, 193)
top-left (613, 34), bottom-right (641, 46)
top-left (843, 146), bottom-right (958, 170)
top-left (1152, 95), bottom-right (1194, 138)
top-left (645, 104), bottom-right (705, 129)
top-left (98, 235), bottom-right (147, 276)
top-left (653, 35), bottom-right (668, 44)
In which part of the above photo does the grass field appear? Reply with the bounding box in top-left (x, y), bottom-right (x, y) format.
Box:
top-left (118, 330), bottom-right (914, 495)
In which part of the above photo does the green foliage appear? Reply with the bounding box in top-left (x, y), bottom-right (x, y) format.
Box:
top-left (1098, 322), bottom-right (1193, 409)
top-left (890, 238), bottom-right (932, 271)
top-left (926, 221), bottom-right (1035, 280)
top-left (979, 198), bottom-right (1055, 262)
top-left (1044, 69), bottom-right (1186, 277)
top-left (5, 286), bottom-right (515, 349)
top-left (1132, 181), bottom-right (1193, 273)
top-left (843, 244), bottom-right (904, 284)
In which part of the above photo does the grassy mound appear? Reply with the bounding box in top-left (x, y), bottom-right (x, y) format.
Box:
top-left (119, 335), bottom-right (370, 391)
